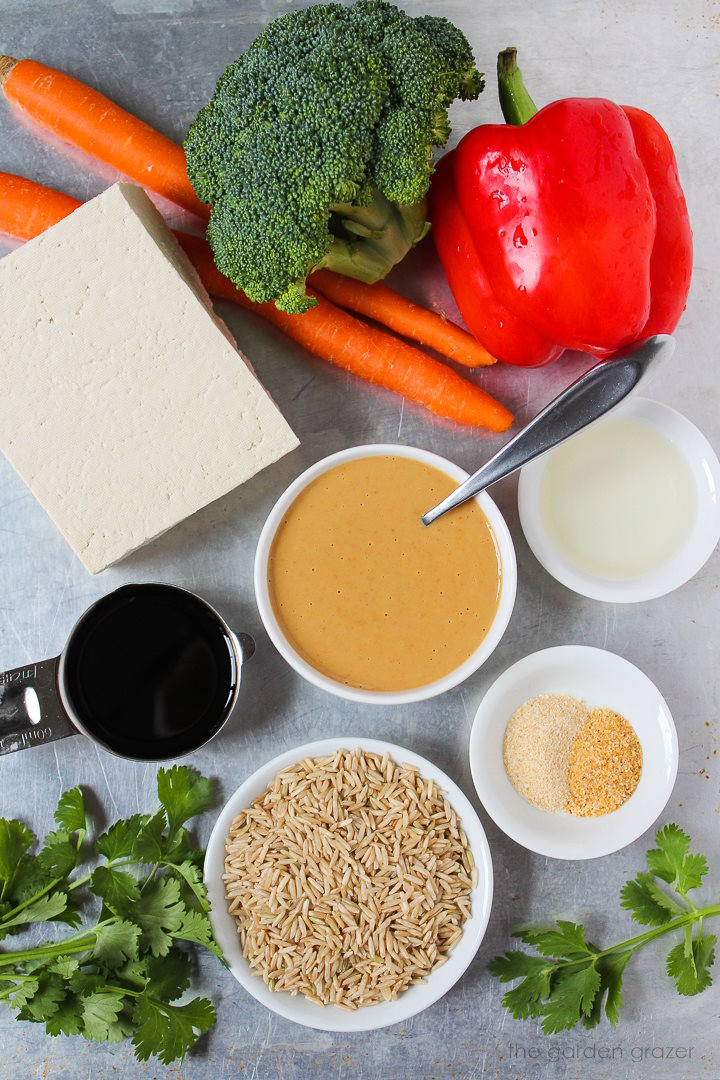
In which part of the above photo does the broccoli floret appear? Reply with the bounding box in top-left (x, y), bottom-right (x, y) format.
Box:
top-left (184, 0), bottom-right (483, 313)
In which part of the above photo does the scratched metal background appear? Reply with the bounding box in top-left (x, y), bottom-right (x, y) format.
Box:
top-left (0, 1), bottom-right (718, 1077)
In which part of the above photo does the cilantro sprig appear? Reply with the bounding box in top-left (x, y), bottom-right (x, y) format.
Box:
top-left (0, 766), bottom-right (222, 1065)
top-left (490, 824), bottom-right (720, 1034)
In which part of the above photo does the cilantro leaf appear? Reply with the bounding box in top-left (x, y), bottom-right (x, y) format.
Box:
top-left (667, 933), bottom-right (716, 996)
top-left (505, 972), bottom-right (552, 1020)
top-left (515, 921), bottom-right (594, 959)
top-left (68, 971), bottom-right (105, 996)
top-left (163, 829), bottom-right (204, 870)
top-left (145, 949), bottom-right (192, 1003)
top-left (92, 920), bottom-right (141, 969)
top-left (620, 872), bottom-right (675, 927)
top-left (9, 855), bottom-right (49, 905)
top-left (597, 950), bottom-right (632, 1026)
top-left (0, 891), bottom-right (68, 929)
top-left (647, 824), bottom-right (707, 896)
top-left (18, 973), bottom-right (66, 1022)
top-left (541, 963), bottom-right (601, 1034)
top-left (45, 996), bottom-right (83, 1038)
top-left (54, 788), bottom-right (87, 836)
top-left (166, 860), bottom-right (211, 912)
top-left (105, 1008), bottom-right (135, 1044)
top-left (647, 823), bottom-right (690, 880)
top-left (675, 853), bottom-right (708, 894)
top-left (114, 958), bottom-right (149, 990)
top-left (581, 980), bottom-right (605, 1030)
top-left (132, 810), bottom-right (167, 865)
top-left (54, 893), bottom-right (83, 931)
top-left (6, 978), bottom-right (40, 1011)
top-left (96, 814), bottom-right (148, 863)
top-left (21, 958), bottom-right (51, 975)
top-left (38, 830), bottom-right (81, 879)
top-left (132, 878), bottom-right (185, 957)
top-left (157, 767), bottom-right (213, 840)
top-left (0, 819), bottom-right (35, 896)
top-left (488, 952), bottom-right (553, 1020)
top-left (643, 876), bottom-right (686, 918)
top-left (47, 957), bottom-right (80, 980)
top-left (172, 909), bottom-right (224, 961)
top-left (91, 866), bottom-right (140, 912)
top-left (81, 992), bottom-right (124, 1041)
top-left (132, 995), bottom-right (216, 1066)
top-left (489, 950), bottom-right (552, 982)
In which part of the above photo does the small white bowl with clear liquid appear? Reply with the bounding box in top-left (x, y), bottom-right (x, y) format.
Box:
top-left (518, 398), bottom-right (720, 603)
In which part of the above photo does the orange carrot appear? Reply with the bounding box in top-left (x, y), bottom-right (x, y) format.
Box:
top-left (0, 55), bottom-right (209, 221)
top-left (0, 174), bottom-right (512, 431)
top-left (176, 233), bottom-right (512, 430)
top-left (309, 269), bottom-right (497, 368)
top-left (0, 171), bottom-right (80, 239)
top-left (276, 301), bottom-right (511, 429)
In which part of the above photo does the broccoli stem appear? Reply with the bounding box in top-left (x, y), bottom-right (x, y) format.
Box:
top-left (497, 47), bottom-right (539, 126)
top-left (320, 189), bottom-right (430, 284)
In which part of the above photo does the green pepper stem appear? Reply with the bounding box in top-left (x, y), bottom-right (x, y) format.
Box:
top-left (497, 47), bottom-right (539, 125)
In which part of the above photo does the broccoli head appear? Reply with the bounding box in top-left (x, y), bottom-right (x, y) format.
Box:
top-left (184, 0), bottom-right (483, 313)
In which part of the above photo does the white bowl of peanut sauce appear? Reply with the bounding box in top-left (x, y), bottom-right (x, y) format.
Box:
top-left (254, 444), bottom-right (517, 704)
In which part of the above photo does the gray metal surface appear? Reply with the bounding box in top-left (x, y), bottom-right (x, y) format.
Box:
top-left (0, 1), bottom-right (717, 1077)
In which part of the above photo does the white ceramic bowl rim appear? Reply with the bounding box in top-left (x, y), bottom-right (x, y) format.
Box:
top-left (468, 645), bottom-right (679, 860)
top-left (254, 443), bottom-right (517, 704)
top-left (518, 397), bottom-right (720, 603)
top-left (204, 736), bottom-right (494, 1032)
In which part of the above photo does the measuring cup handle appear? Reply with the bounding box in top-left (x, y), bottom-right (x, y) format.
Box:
top-left (236, 632), bottom-right (256, 663)
top-left (0, 657), bottom-right (75, 755)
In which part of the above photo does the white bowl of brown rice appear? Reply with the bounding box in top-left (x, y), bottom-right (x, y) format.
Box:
top-left (204, 738), bottom-right (494, 1031)
top-left (469, 646), bottom-right (678, 860)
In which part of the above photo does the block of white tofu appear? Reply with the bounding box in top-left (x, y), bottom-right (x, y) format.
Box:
top-left (0, 183), bottom-right (299, 573)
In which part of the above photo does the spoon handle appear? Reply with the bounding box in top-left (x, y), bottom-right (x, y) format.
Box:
top-left (422, 334), bottom-right (675, 526)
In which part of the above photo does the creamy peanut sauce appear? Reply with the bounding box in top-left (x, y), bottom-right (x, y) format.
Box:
top-left (268, 456), bottom-right (502, 691)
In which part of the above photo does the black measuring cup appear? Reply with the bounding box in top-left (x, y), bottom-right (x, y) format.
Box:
top-left (0, 583), bottom-right (255, 760)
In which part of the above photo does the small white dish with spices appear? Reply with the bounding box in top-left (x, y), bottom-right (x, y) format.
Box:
top-left (468, 646), bottom-right (678, 860)
top-left (205, 737), bottom-right (494, 1031)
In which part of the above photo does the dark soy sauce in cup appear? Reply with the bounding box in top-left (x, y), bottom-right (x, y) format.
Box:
top-left (61, 584), bottom-right (237, 759)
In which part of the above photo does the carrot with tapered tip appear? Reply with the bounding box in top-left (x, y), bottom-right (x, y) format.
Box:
top-left (0, 55), bottom-right (209, 220)
top-left (309, 270), bottom-right (497, 369)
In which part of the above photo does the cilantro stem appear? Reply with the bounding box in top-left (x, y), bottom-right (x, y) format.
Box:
top-left (597, 904), bottom-right (720, 958)
top-left (0, 931), bottom-right (98, 967)
top-left (679, 890), bottom-right (699, 914)
top-left (102, 983), bottom-right (141, 999)
top-left (67, 872), bottom-right (92, 893)
top-left (0, 876), bottom-right (65, 924)
top-left (141, 863), bottom-right (161, 892)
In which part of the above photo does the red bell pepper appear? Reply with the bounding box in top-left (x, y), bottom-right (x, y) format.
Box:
top-left (429, 49), bottom-right (692, 366)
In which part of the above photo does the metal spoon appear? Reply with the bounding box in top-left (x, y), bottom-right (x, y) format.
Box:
top-left (422, 334), bottom-right (675, 526)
